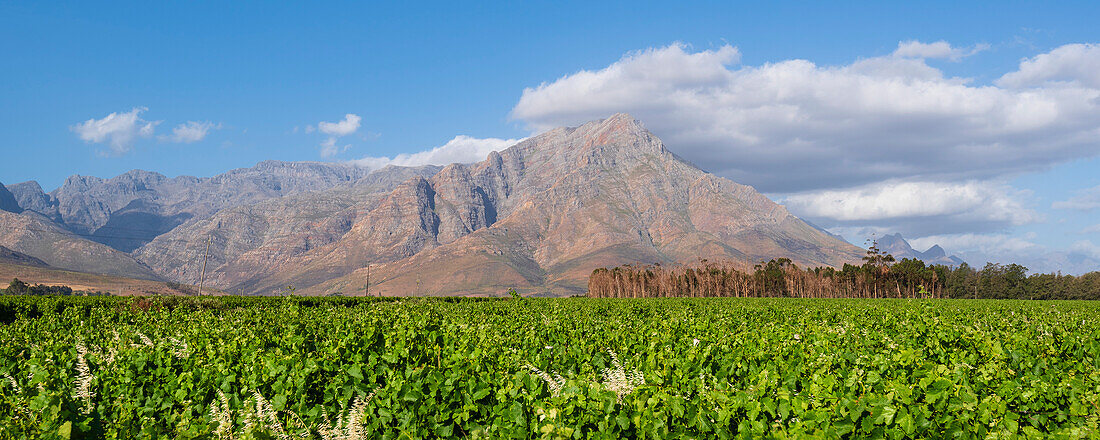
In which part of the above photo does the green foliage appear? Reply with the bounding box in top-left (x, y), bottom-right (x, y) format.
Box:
top-left (1, 296), bottom-right (1099, 438)
top-left (3, 278), bottom-right (112, 297)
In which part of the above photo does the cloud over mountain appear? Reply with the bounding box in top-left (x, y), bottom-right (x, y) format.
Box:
top-left (316, 113), bottom-right (362, 157)
top-left (349, 135), bottom-right (523, 170)
top-left (512, 42), bottom-right (1100, 194)
top-left (510, 41), bottom-right (1100, 266)
top-left (71, 107), bottom-right (159, 154)
top-left (165, 121), bottom-right (219, 143)
top-left (318, 113), bottom-right (362, 136)
top-left (783, 180), bottom-right (1040, 236)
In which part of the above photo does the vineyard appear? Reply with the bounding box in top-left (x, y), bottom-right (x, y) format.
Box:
top-left (1, 296), bottom-right (1099, 439)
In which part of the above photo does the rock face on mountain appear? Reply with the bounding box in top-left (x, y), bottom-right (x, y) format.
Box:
top-left (876, 233), bottom-right (965, 266)
top-left (7, 181), bottom-right (59, 220)
top-left (129, 114), bottom-right (862, 296)
top-left (0, 183), bottom-right (22, 214)
top-left (132, 165), bottom-right (441, 291)
top-left (2, 114), bottom-right (868, 295)
top-left (10, 161), bottom-right (394, 250)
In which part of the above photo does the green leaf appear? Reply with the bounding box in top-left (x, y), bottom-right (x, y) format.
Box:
top-left (347, 364), bottom-right (364, 381)
top-left (58, 421), bottom-right (72, 439)
top-left (272, 393), bottom-right (287, 411)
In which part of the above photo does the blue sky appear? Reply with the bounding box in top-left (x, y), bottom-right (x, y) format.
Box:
top-left (2, 1), bottom-right (1099, 273)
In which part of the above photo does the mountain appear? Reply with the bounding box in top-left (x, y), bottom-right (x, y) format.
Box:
top-left (2, 114), bottom-right (867, 295)
top-left (0, 245), bottom-right (48, 267)
top-left (132, 165), bottom-right (442, 291)
top-left (7, 181), bottom-right (59, 221)
top-left (128, 114), bottom-right (862, 296)
top-left (0, 210), bottom-right (161, 279)
top-left (876, 233), bottom-right (965, 266)
top-left (0, 182), bottom-right (22, 214)
top-left (10, 161), bottom-right (386, 250)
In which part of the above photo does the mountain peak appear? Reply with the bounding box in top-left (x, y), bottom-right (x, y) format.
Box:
top-left (875, 233), bottom-right (963, 267)
top-left (923, 244), bottom-right (947, 258)
top-left (0, 182), bottom-right (22, 213)
top-left (583, 112), bottom-right (646, 135)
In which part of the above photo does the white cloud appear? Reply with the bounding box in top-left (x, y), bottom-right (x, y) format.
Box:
top-left (1080, 224), bottom-right (1100, 234)
top-left (997, 43), bottom-right (1100, 89)
top-left (349, 135), bottom-right (524, 170)
top-left (784, 180), bottom-right (1038, 222)
top-left (910, 233), bottom-right (1041, 257)
top-left (165, 121), bottom-right (219, 143)
top-left (320, 137), bottom-right (350, 158)
top-left (1052, 184), bottom-right (1100, 211)
top-left (1071, 240), bottom-right (1100, 260)
top-left (892, 40), bottom-right (988, 60)
top-left (314, 114), bottom-right (363, 157)
top-left (512, 42), bottom-right (1100, 194)
top-left (318, 114), bottom-right (361, 136)
top-left (782, 180), bottom-right (1040, 236)
top-left (71, 107), bottom-right (160, 154)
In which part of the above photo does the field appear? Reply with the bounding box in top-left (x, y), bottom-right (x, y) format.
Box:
top-left (0, 262), bottom-right (217, 296)
top-left (1, 296), bottom-right (1098, 439)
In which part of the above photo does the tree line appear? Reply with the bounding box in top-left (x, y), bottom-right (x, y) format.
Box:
top-left (588, 242), bottom-right (1100, 300)
top-left (1, 278), bottom-right (110, 296)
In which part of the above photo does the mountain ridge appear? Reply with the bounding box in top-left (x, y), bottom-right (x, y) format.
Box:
top-left (876, 233), bottom-right (965, 266)
top-left (2, 114), bottom-right (866, 295)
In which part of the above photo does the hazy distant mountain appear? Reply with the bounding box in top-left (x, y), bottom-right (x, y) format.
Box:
top-left (1, 114), bottom-right (867, 295)
top-left (8, 161), bottom-right (409, 251)
top-left (876, 233), bottom-right (965, 266)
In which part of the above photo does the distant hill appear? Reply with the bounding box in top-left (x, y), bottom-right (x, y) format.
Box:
top-left (1, 114), bottom-right (867, 296)
top-left (876, 233), bottom-right (965, 267)
top-left (0, 262), bottom-right (214, 296)
top-left (0, 210), bottom-right (162, 279)
top-left (0, 245), bottom-right (47, 267)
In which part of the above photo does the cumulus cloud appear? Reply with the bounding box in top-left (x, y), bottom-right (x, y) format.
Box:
top-left (349, 135), bottom-right (524, 170)
top-left (318, 114), bottom-right (361, 136)
top-left (1052, 184), bottom-right (1100, 211)
top-left (892, 40), bottom-right (988, 60)
top-left (164, 121), bottom-right (219, 143)
top-left (1080, 224), bottom-right (1100, 234)
top-left (997, 43), bottom-right (1100, 89)
top-left (320, 137), bottom-right (350, 158)
top-left (511, 42), bottom-right (1100, 194)
top-left (71, 107), bottom-right (160, 154)
top-left (1071, 240), bottom-right (1100, 260)
top-left (783, 180), bottom-right (1041, 236)
top-left (314, 113), bottom-right (362, 157)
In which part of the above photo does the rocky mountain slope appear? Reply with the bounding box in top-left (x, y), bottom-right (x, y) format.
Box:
top-left (876, 233), bottom-right (965, 266)
top-left (0, 182), bottom-right (22, 214)
top-left (0, 210), bottom-right (161, 279)
top-left (3, 114), bottom-right (866, 295)
top-left (8, 161), bottom-right (390, 249)
top-left (129, 114), bottom-right (863, 295)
